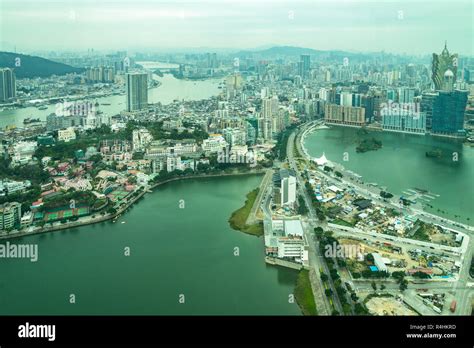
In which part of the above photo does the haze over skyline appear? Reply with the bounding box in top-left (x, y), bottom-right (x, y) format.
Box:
top-left (0, 0), bottom-right (473, 55)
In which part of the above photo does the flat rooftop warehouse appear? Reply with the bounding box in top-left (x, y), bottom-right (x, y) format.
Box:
top-left (284, 220), bottom-right (304, 237)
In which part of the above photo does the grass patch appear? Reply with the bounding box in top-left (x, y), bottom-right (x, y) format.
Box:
top-left (331, 218), bottom-right (354, 227)
top-left (228, 188), bottom-right (263, 237)
top-left (294, 270), bottom-right (317, 315)
top-left (411, 221), bottom-right (431, 242)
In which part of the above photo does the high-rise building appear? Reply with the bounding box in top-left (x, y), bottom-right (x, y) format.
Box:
top-left (273, 169), bottom-right (297, 208)
top-left (0, 68), bottom-right (16, 102)
top-left (223, 128), bottom-right (247, 146)
top-left (318, 88), bottom-right (328, 101)
top-left (432, 42), bottom-right (458, 91)
top-left (432, 90), bottom-right (468, 136)
top-left (246, 118), bottom-right (258, 145)
top-left (463, 67), bottom-right (474, 83)
top-left (324, 104), bottom-right (365, 126)
top-left (299, 55), bottom-right (311, 78)
top-left (260, 96), bottom-right (279, 140)
top-left (226, 73), bottom-right (243, 90)
top-left (420, 92), bottom-right (438, 130)
top-left (381, 110), bottom-right (426, 135)
top-left (206, 52), bottom-right (218, 69)
top-left (340, 91), bottom-right (353, 106)
top-left (352, 93), bottom-right (362, 107)
top-left (86, 66), bottom-right (115, 83)
top-left (398, 87), bottom-right (416, 103)
top-left (0, 202), bottom-right (21, 230)
top-left (126, 73), bottom-right (148, 112)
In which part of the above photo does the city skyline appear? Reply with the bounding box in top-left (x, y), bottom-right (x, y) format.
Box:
top-left (0, 0), bottom-right (473, 55)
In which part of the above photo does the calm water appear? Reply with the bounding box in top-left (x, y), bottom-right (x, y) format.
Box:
top-left (0, 73), bottom-right (222, 128)
top-left (0, 175), bottom-right (300, 315)
top-left (304, 126), bottom-right (474, 224)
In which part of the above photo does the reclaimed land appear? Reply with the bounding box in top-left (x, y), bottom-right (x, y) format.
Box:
top-left (228, 188), bottom-right (264, 237)
top-left (294, 269), bottom-right (318, 315)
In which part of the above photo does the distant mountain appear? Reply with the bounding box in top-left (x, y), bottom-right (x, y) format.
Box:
top-left (238, 46), bottom-right (322, 56)
top-left (0, 52), bottom-right (84, 78)
top-left (235, 45), bottom-right (400, 62)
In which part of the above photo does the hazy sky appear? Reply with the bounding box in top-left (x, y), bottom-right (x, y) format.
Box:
top-left (0, 0), bottom-right (472, 55)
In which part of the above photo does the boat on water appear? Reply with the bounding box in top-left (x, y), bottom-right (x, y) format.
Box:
top-left (37, 105), bottom-right (48, 110)
top-left (425, 149), bottom-right (443, 158)
top-left (414, 187), bottom-right (428, 194)
top-left (101, 103), bottom-right (111, 106)
top-left (23, 118), bottom-right (41, 124)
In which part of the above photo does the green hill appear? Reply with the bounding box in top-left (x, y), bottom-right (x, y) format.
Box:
top-left (0, 51), bottom-right (84, 78)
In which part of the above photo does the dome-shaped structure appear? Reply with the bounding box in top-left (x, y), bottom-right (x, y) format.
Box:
top-left (444, 69), bottom-right (454, 77)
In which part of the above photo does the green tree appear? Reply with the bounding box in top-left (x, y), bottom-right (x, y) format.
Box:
top-left (392, 271), bottom-right (406, 280)
top-left (412, 271), bottom-right (431, 279)
top-left (297, 195), bottom-right (308, 215)
top-left (354, 302), bottom-right (370, 315)
top-left (399, 279), bottom-right (408, 292)
top-left (330, 269), bottom-right (340, 281)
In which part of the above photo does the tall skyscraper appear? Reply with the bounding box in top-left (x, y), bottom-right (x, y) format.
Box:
top-left (299, 54), bottom-right (311, 78)
top-left (432, 90), bottom-right (467, 136)
top-left (260, 97), bottom-right (276, 140)
top-left (340, 91), bottom-right (353, 106)
top-left (432, 42), bottom-right (458, 91)
top-left (0, 68), bottom-right (16, 102)
top-left (420, 92), bottom-right (438, 129)
top-left (272, 169), bottom-right (296, 208)
top-left (398, 87), bottom-right (416, 103)
top-left (126, 73), bottom-right (148, 112)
